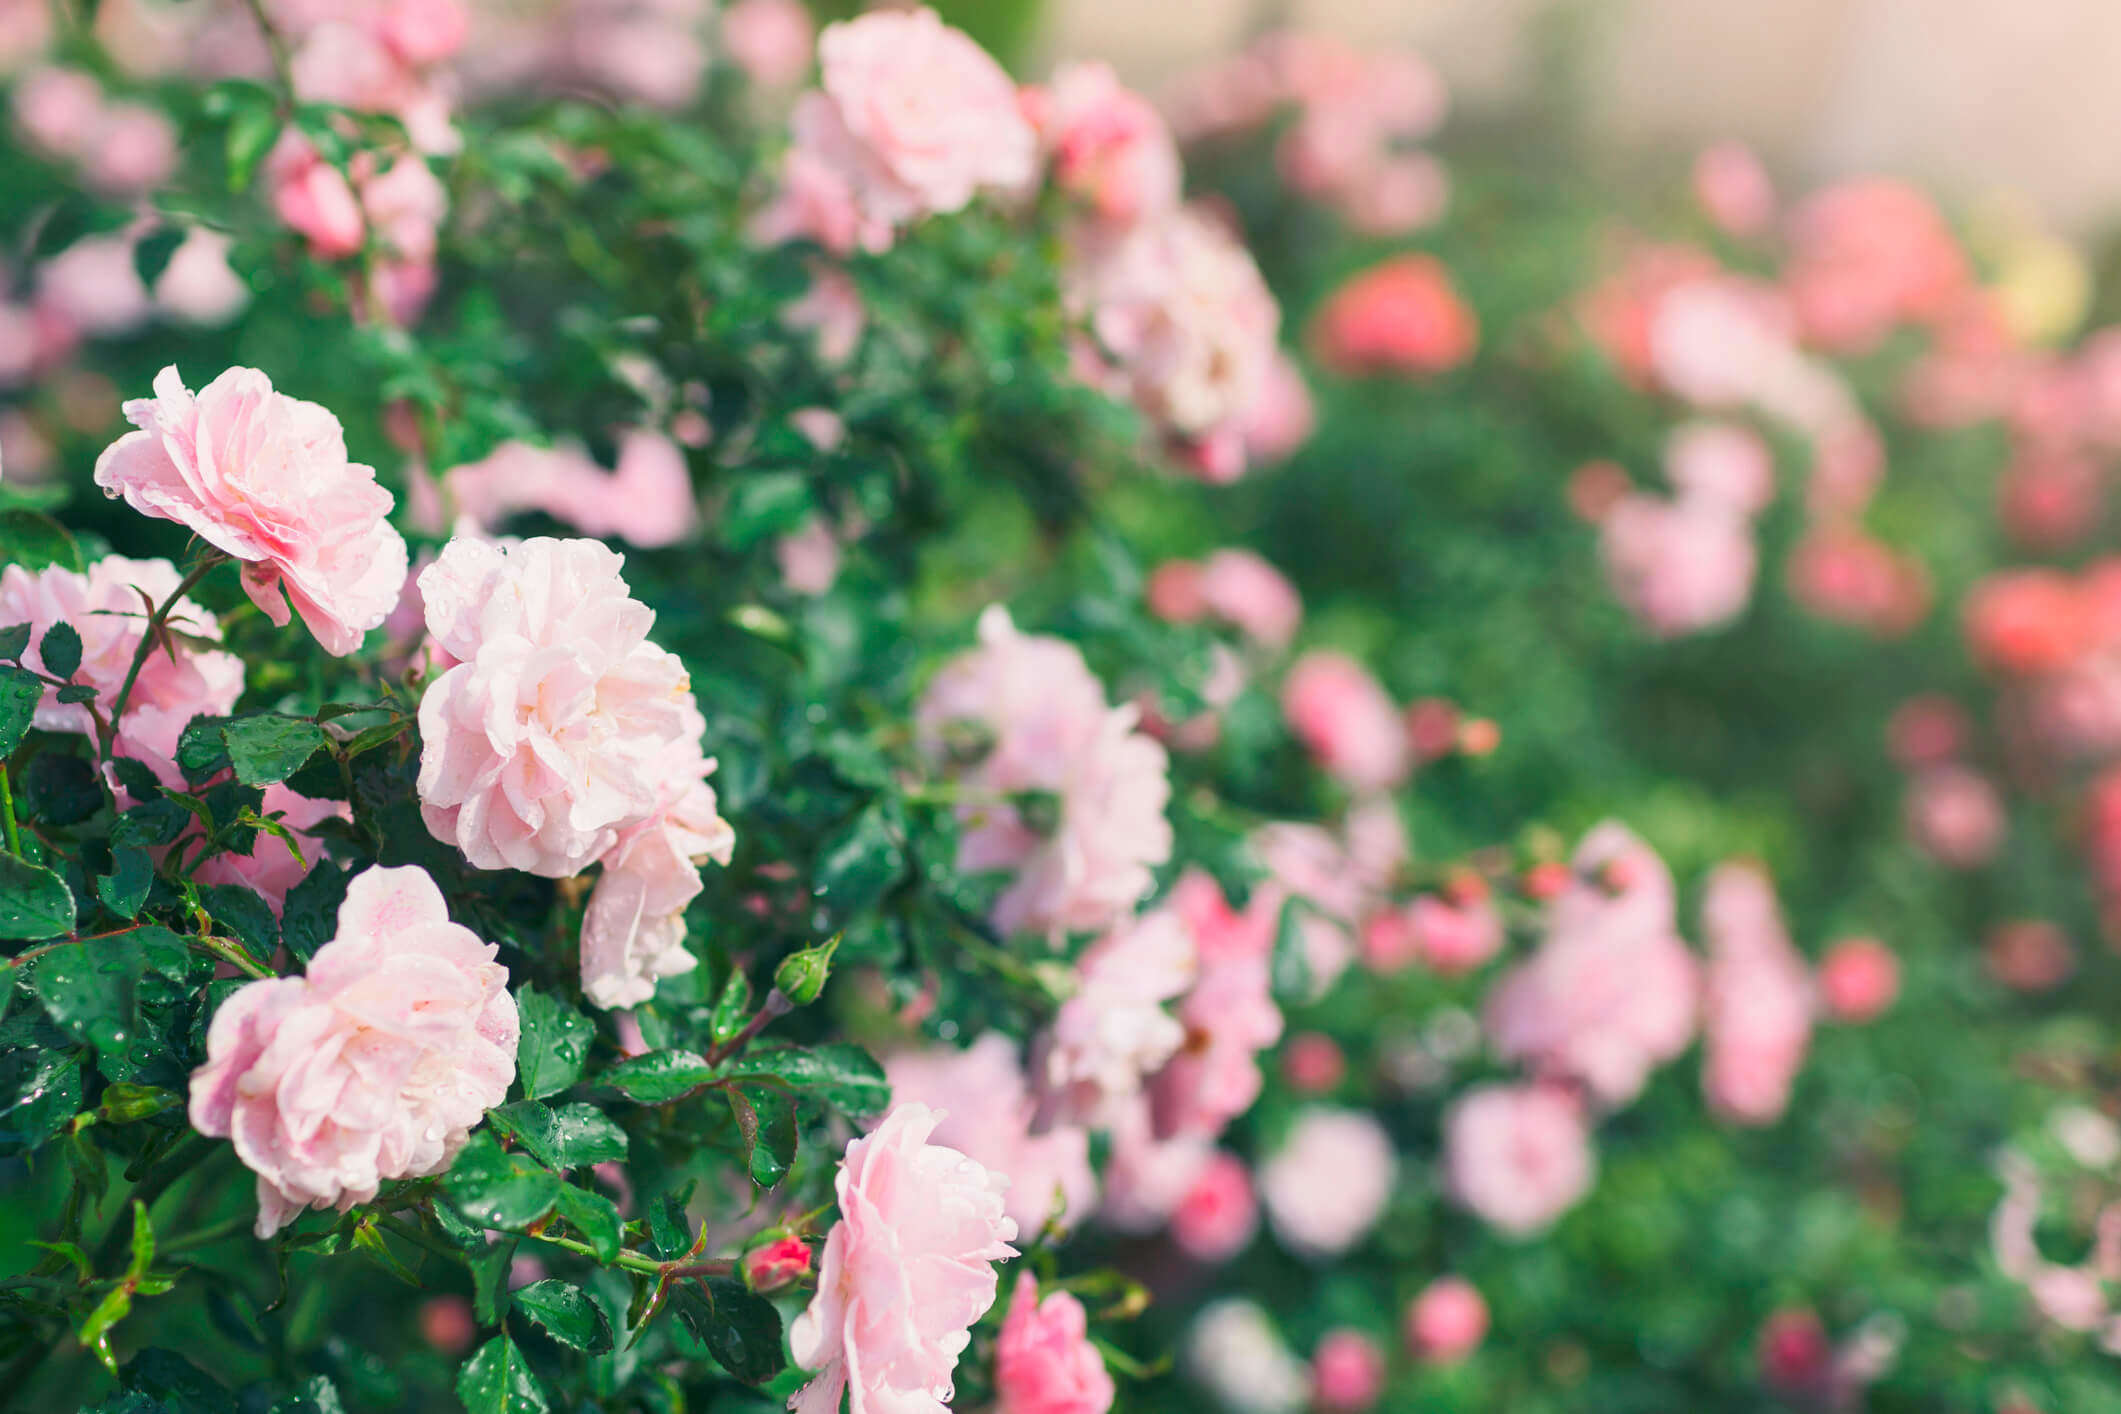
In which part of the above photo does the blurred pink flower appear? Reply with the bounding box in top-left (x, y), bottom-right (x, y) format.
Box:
top-left (1310, 254), bottom-right (1476, 377)
top-left (266, 132), bottom-right (366, 259)
top-left (1282, 651), bottom-right (1409, 793)
top-left (1664, 420), bottom-right (1774, 515)
top-left (789, 1103), bottom-right (1018, 1414)
top-left (1037, 905), bottom-right (1194, 1124)
top-left (1692, 142), bottom-right (1775, 237)
top-left (10, 67), bottom-right (100, 159)
top-left (1242, 352), bottom-right (1316, 466)
top-left (1171, 1151), bottom-right (1258, 1262)
top-left (1699, 862), bottom-right (1812, 1125)
top-left (995, 1272), bottom-right (1116, 1414)
top-left (1024, 61), bottom-right (1181, 230)
top-left (441, 432), bottom-right (698, 548)
top-left (1443, 1082), bottom-right (1594, 1237)
top-left (188, 865), bottom-right (518, 1236)
top-left (1257, 1107), bottom-right (1395, 1257)
top-left (1309, 1329), bottom-right (1385, 1413)
top-left (1785, 179), bottom-right (1966, 353)
top-left (777, 517), bottom-right (844, 596)
top-left (1817, 936), bottom-right (1899, 1023)
top-left (1150, 871), bottom-right (1281, 1138)
top-left (1406, 1277), bottom-right (1488, 1363)
top-left (153, 229), bottom-right (250, 327)
top-left (721, 0), bottom-right (813, 89)
top-left (784, 265), bottom-right (867, 363)
top-left (1599, 494), bottom-right (1757, 638)
top-left (96, 365), bottom-right (408, 656)
top-left (1904, 764), bottom-right (2004, 869)
top-left (1410, 890), bottom-right (1504, 974)
top-left (85, 102), bottom-right (176, 194)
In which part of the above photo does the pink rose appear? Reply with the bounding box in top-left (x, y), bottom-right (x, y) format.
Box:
top-left (1257, 1107), bottom-right (1395, 1257)
top-left (721, 0), bottom-right (814, 89)
top-left (918, 606), bottom-right (1172, 940)
top-left (85, 103), bottom-right (176, 195)
top-left (1699, 862), bottom-right (1812, 1125)
top-left (1281, 651), bottom-right (1409, 793)
top-left (1443, 1082), bottom-right (1595, 1236)
top-left (1692, 142), bottom-right (1775, 237)
top-left (1410, 891), bottom-right (1504, 974)
top-left (1025, 61), bottom-right (1181, 230)
top-left (153, 228), bottom-right (250, 327)
top-left (1817, 937), bottom-right (1899, 1023)
top-left (1785, 179), bottom-right (1966, 353)
top-left (1036, 905), bottom-right (1194, 1124)
top-left (193, 784), bottom-right (350, 913)
top-left (1150, 872), bottom-right (1282, 1138)
top-left (1406, 1277), bottom-right (1488, 1363)
top-left (1097, 1096), bottom-right (1215, 1232)
top-left (36, 234), bottom-right (152, 338)
top-left (376, 0), bottom-right (469, 67)
top-left (1198, 549), bottom-right (1302, 650)
top-left (1599, 493), bottom-right (1758, 638)
top-left (788, 1102), bottom-right (1019, 1414)
top-left (1242, 352), bottom-right (1316, 466)
top-left (266, 131), bottom-right (366, 259)
top-left (887, 1034), bottom-right (1096, 1236)
top-left (0, 555), bottom-right (243, 787)
top-left (995, 1272), bottom-right (1116, 1414)
top-left (1310, 255), bottom-right (1477, 377)
top-left (1310, 1330), bottom-right (1385, 1413)
top-left (1170, 1151), bottom-right (1258, 1262)
top-left (188, 864), bottom-right (519, 1236)
top-left (1664, 420), bottom-right (1774, 515)
top-left (11, 67), bottom-right (102, 159)
top-left (415, 537), bottom-right (722, 880)
top-left (1904, 764), bottom-right (2004, 869)
top-left (776, 517), bottom-right (844, 597)
top-left (94, 365), bottom-right (408, 657)
top-left (1184, 1300), bottom-right (1309, 1414)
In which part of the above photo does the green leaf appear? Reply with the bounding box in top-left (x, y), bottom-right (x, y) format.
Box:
top-left (551, 1184), bottom-right (622, 1262)
top-left (440, 1132), bottom-right (561, 1231)
top-left (708, 968), bottom-right (753, 1047)
top-left (224, 107), bottom-right (281, 192)
top-left (39, 622), bottom-right (82, 680)
top-left (350, 1215), bottom-right (423, 1288)
top-left (0, 624), bottom-right (28, 661)
top-left (0, 854), bottom-right (75, 941)
top-left (514, 986), bottom-right (592, 1101)
top-left (719, 471), bottom-right (812, 551)
top-left (282, 864), bottom-right (349, 963)
top-left (1270, 896), bottom-right (1313, 1004)
top-left (98, 1083), bottom-right (179, 1124)
top-left (0, 1048), bottom-right (81, 1155)
top-left (126, 1198), bottom-right (155, 1277)
top-left (78, 1284), bottom-right (132, 1375)
top-left (455, 1335), bottom-right (547, 1414)
top-left (131, 227), bottom-right (185, 290)
top-left (646, 1184), bottom-right (695, 1261)
top-left (198, 883), bottom-right (279, 959)
top-left (723, 1043), bottom-right (891, 1121)
top-left (511, 1279), bottom-right (612, 1354)
top-left (812, 803), bottom-right (906, 915)
top-left (175, 716), bottom-right (235, 782)
top-left (0, 510), bottom-right (82, 573)
top-left (672, 1277), bottom-right (786, 1384)
top-left (221, 717), bottom-right (328, 787)
top-left (486, 1100), bottom-right (627, 1170)
top-left (96, 847), bottom-right (154, 920)
top-left (0, 664), bottom-right (44, 757)
top-left (30, 925), bottom-right (193, 1049)
top-left (725, 1082), bottom-right (797, 1188)
top-left (601, 1049), bottom-right (715, 1105)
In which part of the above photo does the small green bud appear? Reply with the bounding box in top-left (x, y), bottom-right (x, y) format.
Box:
top-left (773, 934), bottom-right (841, 1007)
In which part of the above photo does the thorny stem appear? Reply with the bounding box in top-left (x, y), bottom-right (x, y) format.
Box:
top-left (377, 1211), bottom-right (733, 1282)
top-left (103, 554), bottom-right (226, 760)
top-left (703, 989), bottom-right (793, 1067)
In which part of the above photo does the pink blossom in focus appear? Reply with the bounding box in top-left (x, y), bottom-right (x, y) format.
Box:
top-left (187, 865), bottom-right (518, 1236)
top-left (788, 1103), bottom-right (1018, 1414)
top-left (721, 0), bottom-right (813, 89)
top-left (1282, 651), bottom-right (1409, 793)
top-left (1817, 937), bottom-right (1899, 1023)
top-left (1257, 1107), bottom-right (1395, 1257)
top-left (1171, 1151), bottom-right (1258, 1262)
top-left (95, 365), bottom-right (408, 656)
top-left (1692, 142), bottom-right (1775, 237)
top-left (995, 1272), bottom-right (1116, 1414)
top-left (0, 555), bottom-right (243, 787)
top-left (887, 1034), bottom-right (1097, 1235)
top-left (1699, 862), bottom-right (1812, 1125)
top-left (1310, 254), bottom-right (1476, 377)
top-left (1442, 1082), bottom-right (1595, 1237)
top-left (1406, 1277), bottom-right (1488, 1363)
top-left (1024, 61), bottom-right (1182, 230)
top-left (1905, 764), bottom-right (2004, 869)
top-left (1309, 1329), bottom-right (1385, 1413)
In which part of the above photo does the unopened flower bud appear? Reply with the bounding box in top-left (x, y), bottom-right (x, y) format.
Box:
top-left (773, 934), bottom-right (840, 1006)
top-left (741, 1234), bottom-right (812, 1293)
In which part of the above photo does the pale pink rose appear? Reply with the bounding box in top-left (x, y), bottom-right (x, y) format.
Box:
top-left (488, 430), bottom-right (700, 548)
top-left (1310, 1330), bottom-right (1385, 1413)
top-left (1024, 61), bottom-right (1181, 230)
top-left (1410, 892), bottom-right (1503, 974)
top-left (1170, 1151), bottom-right (1257, 1262)
top-left (1097, 1095), bottom-right (1214, 1232)
top-left (1341, 152), bottom-right (1449, 236)
top-left (1785, 179), bottom-right (1966, 353)
top-left (1817, 936), bottom-right (1898, 1023)
top-left (187, 865), bottom-right (519, 1236)
top-left (193, 785), bottom-right (351, 913)
top-left (1282, 651), bottom-right (1410, 793)
top-left (1644, 275), bottom-right (1801, 410)
top-left (1198, 550), bottom-right (1302, 650)
top-left (1692, 142), bottom-right (1775, 237)
top-left (777, 517), bottom-right (843, 596)
top-left (751, 98), bottom-right (889, 255)
top-left (357, 152), bottom-right (446, 264)
top-left (84, 102), bottom-right (176, 194)
top-left (415, 537), bottom-right (712, 876)
top-left (0, 555), bottom-right (243, 786)
top-left (266, 131), bottom-right (366, 259)
top-left (788, 1102), bottom-right (1019, 1414)
top-left (94, 365), bottom-right (408, 656)
top-left (579, 730), bottom-right (734, 1008)
top-left (1699, 862), bottom-right (1812, 1125)
top-left (995, 1272), bottom-right (1115, 1414)
top-left (1599, 494), bottom-right (1758, 638)
top-left (35, 234), bottom-right (152, 338)
top-left (1442, 1082), bottom-right (1595, 1236)
top-left (153, 228), bottom-right (251, 327)
top-left (11, 67), bottom-right (101, 159)
top-left (1036, 905), bottom-right (1194, 1124)
top-left (1150, 872), bottom-right (1282, 1138)
top-left (783, 265), bottom-right (867, 363)
top-left (1406, 1277), bottom-right (1487, 1363)
top-left (376, 0), bottom-right (468, 66)
top-left (1257, 1107), bottom-right (1395, 1257)
top-left (722, 0), bottom-right (812, 89)
top-left (1664, 420), bottom-right (1774, 515)
top-left (918, 606), bottom-right (1172, 940)
top-left (1242, 352), bottom-right (1315, 466)
top-left (1184, 1299), bottom-right (1309, 1414)
top-left (887, 1033), bottom-right (1097, 1235)
top-left (1904, 764), bottom-right (2004, 869)
top-left (1071, 206), bottom-right (1280, 478)
top-left (0, 0), bottom-right (51, 73)
top-left (1487, 823), bottom-right (1697, 1107)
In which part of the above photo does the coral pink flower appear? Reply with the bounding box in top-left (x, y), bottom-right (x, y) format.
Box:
top-left (741, 1234), bottom-right (812, 1294)
top-left (1699, 862), bottom-right (1812, 1125)
top-left (416, 537), bottom-right (725, 881)
top-left (918, 606), bottom-right (1172, 940)
top-left (188, 865), bottom-right (518, 1236)
top-left (1410, 891), bottom-right (1504, 974)
top-left (1310, 1329), bottom-right (1385, 1413)
top-left (1904, 764), bottom-right (2004, 869)
top-left (94, 365), bottom-right (408, 657)
top-left (1692, 142), bottom-right (1775, 237)
top-left (193, 785), bottom-right (350, 914)
top-left (1785, 179), bottom-right (1966, 352)
top-left (995, 1272), bottom-right (1116, 1414)
top-left (1037, 905), bottom-right (1194, 1124)
top-left (1257, 1107), bottom-right (1395, 1257)
top-left (1964, 570), bottom-right (2086, 674)
top-left (1599, 494), bottom-right (1758, 638)
top-left (722, 0), bottom-right (814, 89)
top-left (1310, 255), bottom-right (1476, 377)
top-left (1443, 1082), bottom-right (1594, 1236)
top-left (1198, 549), bottom-right (1303, 650)
top-left (1171, 1151), bottom-right (1258, 1262)
top-left (1786, 530), bottom-right (1931, 637)
top-left (1282, 651), bottom-right (1409, 793)
top-left (887, 1034), bottom-right (1097, 1235)
top-left (1486, 823), bottom-right (1698, 1106)
top-left (1817, 936), bottom-right (1899, 1023)
top-left (788, 1102), bottom-right (1019, 1414)
top-left (0, 555), bottom-right (243, 787)
top-left (1406, 1277), bottom-right (1488, 1363)
top-left (1024, 61), bottom-right (1181, 230)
